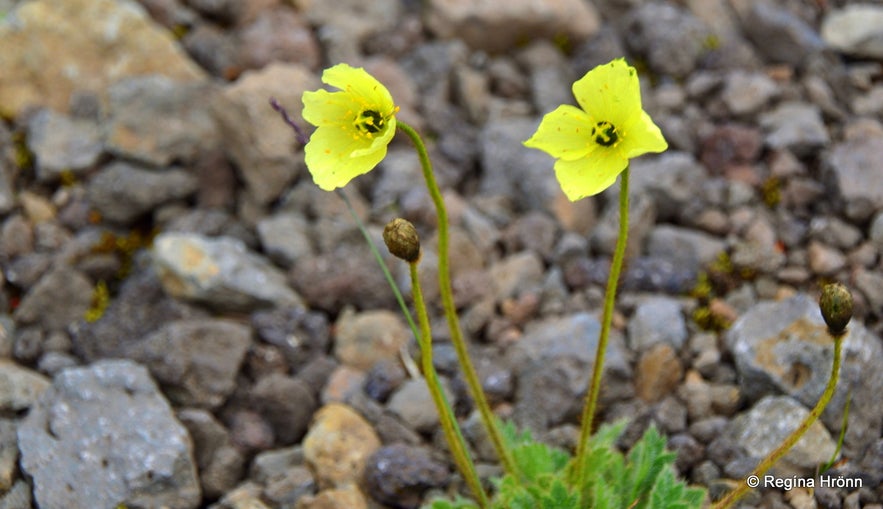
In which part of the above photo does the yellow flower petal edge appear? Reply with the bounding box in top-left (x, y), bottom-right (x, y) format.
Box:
top-left (523, 58), bottom-right (667, 201)
top-left (301, 63), bottom-right (398, 191)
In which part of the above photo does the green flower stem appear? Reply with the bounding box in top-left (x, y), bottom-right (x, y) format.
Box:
top-left (336, 189), bottom-right (421, 342)
top-left (410, 261), bottom-right (489, 508)
top-left (713, 333), bottom-right (845, 509)
top-left (397, 121), bottom-right (518, 478)
top-left (575, 166), bottom-right (630, 493)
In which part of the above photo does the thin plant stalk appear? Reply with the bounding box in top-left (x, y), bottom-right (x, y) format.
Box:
top-left (575, 167), bottom-right (630, 493)
top-left (336, 189), bottom-right (421, 342)
top-left (410, 261), bottom-right (490, 508)
top-left (397, 121), bottom-right (518, 478)
top-left (712, 333), bottom-right (845, 509)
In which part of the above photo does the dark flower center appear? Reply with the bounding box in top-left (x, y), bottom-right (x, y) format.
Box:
top-left (356, 109), bottom-right (384, 134)
top-left (592, 121), bottom-right (618, 147)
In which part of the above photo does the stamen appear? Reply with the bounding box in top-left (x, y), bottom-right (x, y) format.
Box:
top-left (591, 121), bottom-right (618, 147)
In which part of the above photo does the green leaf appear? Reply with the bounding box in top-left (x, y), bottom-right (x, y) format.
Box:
top-left (425, 497), bottom-right (479, 509)
top-left (624, 425), bottom-right (676, 508)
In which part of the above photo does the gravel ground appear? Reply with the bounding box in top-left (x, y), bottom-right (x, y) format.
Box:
top-left (1, 0), bottom-right (882, 508)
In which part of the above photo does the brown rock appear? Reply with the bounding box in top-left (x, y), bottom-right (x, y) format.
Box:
top-left (0, 0), bottom-right (205, 117)
top-left (425, 0), bottom-right (600, 53)
top-left (302, 403), bottom-right (380, 489)
top-left (212, 63), bottom-right (317, 204)
top-left (296, 485), bottom-right (368, 509)
top-left (333, 309), bottom-right (410, 371)
top-left (635, 343), bottom-right (684, 403)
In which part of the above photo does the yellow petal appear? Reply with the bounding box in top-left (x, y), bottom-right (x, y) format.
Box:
top-left (553, 148), bottom-right (628, 200)
top-left (322, 63), bottom-right (396, 115)
top-left (302, 89), bottom-right (360, 128)
top-left (523, 105), bottom-right (595, 161)
top-left (572, 58), bottom-right (641, 126)
top-left (618, 111), bottom-right (668, 158)
top-left (304, 126), bottom-right (387, 191)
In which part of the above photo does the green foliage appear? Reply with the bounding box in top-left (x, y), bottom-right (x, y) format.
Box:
top-left (426, 422), bottom-right (706, 509)
top-left (760, 176), bottom-right (782, 208)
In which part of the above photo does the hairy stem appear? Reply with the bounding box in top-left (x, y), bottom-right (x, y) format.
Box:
top-left (575, 167), bottom-right (630, 497)
top-left (410, 262), bottom-right (489, 508)
top-left (397, 121), bottom-right (517, 478)
top-left (712, 333), bottom-right (845, 509)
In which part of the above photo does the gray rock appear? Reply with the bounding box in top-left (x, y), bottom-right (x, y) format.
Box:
top-left (624, 2), bottom-right (712, 78)
top-left (18, 359), bottom-right (201, 509)
top-left (479, 117), bottom-right (563, 213)
top-left (852, 85), bottom-right (883, 117)
top-left (501, 211), bottom-right (559, 262)
top-left (853, 269), bottom-right (883, 317)
top-left (212, 63), bottom-right (316, 205)
top-left (13, 267), bottom-right (93, 331)
top-left (251, 307), bottom-right (330, 371)
top-left (251, 445), bottom-right (304, 484)
top-left (809, 215), bottom-right (863, 250)
top-left (387, 378), bottom-right (455, 435)
top-left (26, 109), bottom-right (102, 181)
top-left (0, 416), bottom-right (16, 492)
top-left (760, 102), bottom-right (829, 156)
top-left (806, 240), bottom-right (846, 276)
top-left (730, 239), bottom-right (786, 275)
top-left (822, 4), bottom-right (883, 59)
top-left (236, 6), bottom-right (321, 72)
top-left (424, 0), bottom-right (599, 54)
top-left (627, 152), bottom-right (706, 222)
top-left (721, 70), bottom-right (779, 116)
top-left (520, 41), bottom-right (573, 117)
top-left (871, 211), bottom-right (883, 252)
top-left (181, 24), bottom-right (239, 79)
top-left (300, 0), bottom-right (401, 63)
top-left (87, 161), bottom-right (198, 223)
top-left (333, 309), bottom-right (410, 371)
top-left (489, 251), bottom-right (544, 302)
top-left (0, 480), bottom-right (32, 509)
top-left (256, 212), bottom-right (315, 268)
top-left (452, 64), bottom-right (492, 125)
top-left (152, 232), bottom-right (301, 312)
top-left (178, 408), bottom-right (244, 499)
top-left (290, 241), bottom-right (395, 314)
top-left (124, 319), bottom-right (251, 409)
top-left (726, 293), bottom-right (883, 459)
top-left (508, 312), bottom-right (631, 432)
top-left (725, 395), bottom-right (835, 477)
top-left (627, 297), bottom-right (687, 352)
top-left (363, 444), bottom-right (449, 509)
top-left (262, 463), bottom-right (316, 507)
top-left (824, 128), bottom-right (883, 221)
top-left (371, 148), bottom-right (427, 212)
top-left (104, 76), bottom-right (220, 166)
top-left (0, 166), bottom-right (13, 216)
top-left (645, 225), bottom-right (726, 267)
top-left (72, 267), bottom-right (204, 362)
top-left (251, 373), bottom-right (317, 445)
top-left (0, 360), bottom-right (50, 412)
top-left (735, 0), bottom-right (825, 66)
top-left (591, 192), bottom-right (656, 260)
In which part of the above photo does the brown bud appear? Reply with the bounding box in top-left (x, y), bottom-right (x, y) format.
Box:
top-left (383, 218), bottom-right (421, 263)
top-left (819, 283), bottom-right (853, 335)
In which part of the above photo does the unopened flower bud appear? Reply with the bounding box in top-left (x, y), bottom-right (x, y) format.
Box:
top-left (819, 283), bottom-right (853, 335)
top-left (383, 218), bottom-right (420, 263)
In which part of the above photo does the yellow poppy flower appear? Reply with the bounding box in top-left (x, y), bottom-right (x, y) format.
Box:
top-left (523, 58), bottom-right (668, 201)
top-left (302, 64), bottom-right (399, 191)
